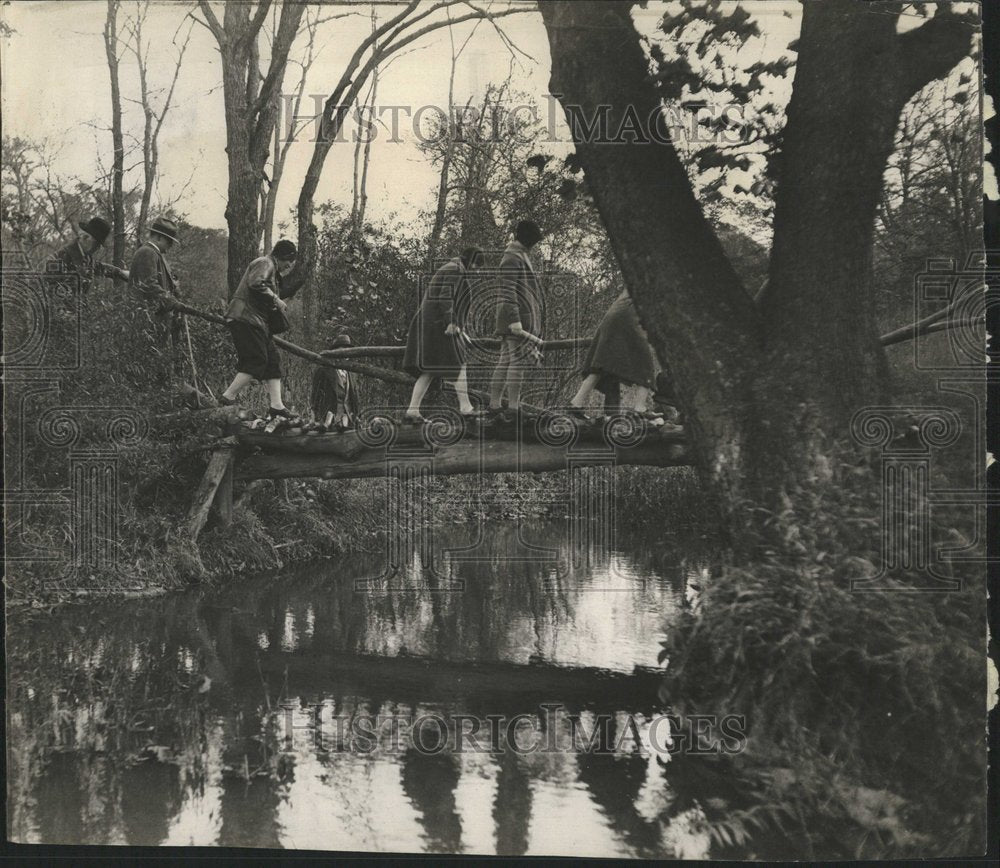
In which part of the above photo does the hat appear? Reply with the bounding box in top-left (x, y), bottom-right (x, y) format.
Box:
top-left (150, 216), bottom-right (179, 244)
top-left (78, 216), bottom-right (111, 245)
top-left (272, 239), bottom-right (297, 261)
top-left (330, 333), bottom-right (352, 349)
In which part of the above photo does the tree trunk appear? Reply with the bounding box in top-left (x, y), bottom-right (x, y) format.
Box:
top-left (103, 0), bottom-right (126, 276)
top-left (537, 0), bottom-right (975, 528)
top-left (538, 0), bottom-right (761, 519)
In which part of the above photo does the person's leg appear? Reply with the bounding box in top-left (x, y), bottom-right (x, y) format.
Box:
top-left (265, 379), bottom-right (285, 411)
top-left (603, 379), bottom-right (623, 416)
top-left (571, 373), bottom-right (600, 408)
top-left (506, 351), bottom-right (526, 411)
top-left (631, 385), bottom-right (651, 412)
top-left (222, 372), bottom-right (254, 401)
top-left (406, 373), bottom-right (434, 418)
top-left (451, 367), bottom-right (475, 414)
top-left (489, 340), bottom-right (511, 410)
top-left (263, 338), bottom-right (286, 412)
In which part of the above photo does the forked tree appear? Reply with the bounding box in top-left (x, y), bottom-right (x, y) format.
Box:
top-left (537, 0), bottom-right (977, 540)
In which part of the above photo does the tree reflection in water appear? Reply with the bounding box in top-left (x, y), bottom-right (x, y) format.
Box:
top-left (8, 520), bottom-right (719, 857)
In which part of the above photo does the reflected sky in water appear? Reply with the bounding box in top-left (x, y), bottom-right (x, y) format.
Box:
top-left (8, 520), bottom-right (717, 858)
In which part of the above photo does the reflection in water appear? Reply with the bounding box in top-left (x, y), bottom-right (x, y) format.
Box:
top-left (7, 521), bottom-right (718, 857)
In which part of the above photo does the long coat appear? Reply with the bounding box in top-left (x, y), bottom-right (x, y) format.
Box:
top-left (494, 240), bottom-right (544, 340)
top-left (128, 241), bottom-right (181, 375)
top-left (225, 255), bottom-right (284, 334)
top-left (402, 257), bottom-right (471, 377)
top-left (581, 290), bottom-right (657, 390)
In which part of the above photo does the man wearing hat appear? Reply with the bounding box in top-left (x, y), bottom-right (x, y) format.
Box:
top-left (488, 219), bottom-right (546, 420)
top-left (129, 216), bottom-right (183, 382)
top-left (219, 239), bottom-right (300, 419)
top-left (310, 333), bottom-right (360, 431)
top-left (50, 216), bottom-right (128, 292)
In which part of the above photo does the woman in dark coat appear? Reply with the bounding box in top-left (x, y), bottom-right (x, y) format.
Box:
top-left (402, 246), bottom-right (485, 422)
top-left (569, 290), bottom-right (658, 417)
top-left (219, 239), bottom-right (298, 418)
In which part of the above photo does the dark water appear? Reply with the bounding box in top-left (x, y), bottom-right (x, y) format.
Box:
top-left (7, 520), bottom-right (719, 857)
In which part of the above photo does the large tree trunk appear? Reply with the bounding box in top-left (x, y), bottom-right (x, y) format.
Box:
top-left (204, 0), bottom-right (305, 298)
top-left (538, 0), bottom-right (762, 520)
top-left (537, 0), bottom-right (975, 528)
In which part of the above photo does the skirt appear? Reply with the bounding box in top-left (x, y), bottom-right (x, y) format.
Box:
top-left (581, 292), bottom-right (656, 390)
top-left (401, 299), bottom-right (464, 377)
top-left (228, 320), bottom-right (282, 381)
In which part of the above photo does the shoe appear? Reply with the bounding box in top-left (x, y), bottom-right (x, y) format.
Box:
top-left (218, 395), bottom-right (237, 407)
top-left (565, 406), bottom-right (591, 422)
top-left (402, 413), bottom-right (427, 426)
top-left (268, 406), bottom-right (293, 419)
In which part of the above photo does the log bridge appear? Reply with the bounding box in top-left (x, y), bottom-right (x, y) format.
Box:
top-left (169, 294), bottom-right (978, 540)
top-left (186, 410), bottom-right (690, 540)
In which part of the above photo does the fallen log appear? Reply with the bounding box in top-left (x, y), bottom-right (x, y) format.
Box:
top-left (236, 437), bottom-right (690, 481)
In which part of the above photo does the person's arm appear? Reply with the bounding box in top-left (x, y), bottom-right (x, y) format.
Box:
top-left (246, 259), bottom-right (282, 310)
top-left (445, 269), bottom-right (465, 335)
top-left (95, 261), bottom-right (129, 282)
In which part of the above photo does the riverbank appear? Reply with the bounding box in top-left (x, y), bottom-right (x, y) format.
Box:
top-left (6, 457), bottom-right (711, 606)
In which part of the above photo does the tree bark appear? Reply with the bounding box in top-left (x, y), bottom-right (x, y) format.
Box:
top-left (538, 0), bottom-right (761, 515)
top-left (537, 0), bottom-right (975, 527)
top-left (201, 0), bottom-right (305, 297)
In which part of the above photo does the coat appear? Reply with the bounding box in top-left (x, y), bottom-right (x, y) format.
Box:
top-left (129, 241), bottom-right (178, 303)
top-left (310, 362), bottom-right (360, 421)
top-left (225, 255), bottom-right (284, 334)
top-left (494, 240), bottom-right (544, 340)
top-left (51, 240), bottom-right (125, 293)
top-left (580, 290), bottom-right (657, 390)
top-left (401, 257), bottom-right (471, 377)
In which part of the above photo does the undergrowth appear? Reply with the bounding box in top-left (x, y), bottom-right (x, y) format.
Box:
top-left (660, 442), bottom-right (986, 859)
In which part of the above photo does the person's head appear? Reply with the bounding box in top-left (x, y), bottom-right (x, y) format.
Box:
top-left (514, 219), bottom-right (543, 249)
top-left (78, 216), bottom-right (111, 254)
top-left (330, 333), bottom-right (352, 349)
top-left (272, 239), bottom-right (297, 276)
top-left (459, 245), bottom-right (485, 271)
top-left (149, 216), bottom-right (179, 253)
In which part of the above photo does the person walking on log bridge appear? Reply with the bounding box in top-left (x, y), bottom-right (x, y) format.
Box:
top-left (219, 240), bottom-right (300, 419)
top-left (487, 220), bottom-right (545, 422)
top-left (568, 289), bottom-right (664, 423)
top-left (402, 245), bottom-right (486, 424)
top-left (50, 215), bottom-right (128, 293)
top-left (129, 216), bottom-right (183, 386)
top-left (312, 334), bottom-right (360, 431)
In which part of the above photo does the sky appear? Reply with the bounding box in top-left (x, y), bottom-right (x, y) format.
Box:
top-left (1, 1), bottom-right (990, 237)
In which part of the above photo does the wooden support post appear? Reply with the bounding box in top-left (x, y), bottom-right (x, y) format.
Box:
top-left (188, 447), bottom-right (236, 541)
top-left (214, 454), bottom-right (234, 527)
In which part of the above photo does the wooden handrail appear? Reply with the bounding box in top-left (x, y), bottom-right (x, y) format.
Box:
top-left (167, 298), bottom-right (980, 380)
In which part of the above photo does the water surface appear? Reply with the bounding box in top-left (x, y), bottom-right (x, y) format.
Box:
top-left (7, 520), bottom-right (717, 858)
